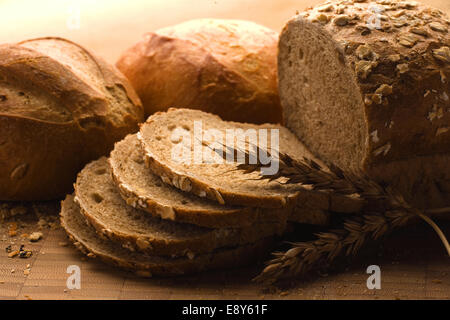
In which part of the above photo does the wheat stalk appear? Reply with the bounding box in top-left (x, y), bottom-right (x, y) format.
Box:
top-left (254, 194), bottom-right (415, 284)
top-left (216, 144), bottom-right (450, 284)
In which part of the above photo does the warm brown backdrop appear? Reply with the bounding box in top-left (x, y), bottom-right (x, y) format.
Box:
top-left (1, 0), bottom-right (449, 64)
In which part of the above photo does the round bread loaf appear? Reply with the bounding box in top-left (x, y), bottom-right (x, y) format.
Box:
top-left (116, 19), bottom-right (282, 124)
top-left (278, 0), bottom-right (450, 209)
top-left (0, 37), bottom-right (144, 201)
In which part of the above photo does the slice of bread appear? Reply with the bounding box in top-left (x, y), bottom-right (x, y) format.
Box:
top-left (290, 205), bottom-right (330, 226)
top-left (74, 157), bottom-right (285, 257)
top-left (110, 134), bottom-right (290, 228)
top-left (138, 108), bottom-right (363, 211)
top-left (60, 194), bottom-right (274, 277)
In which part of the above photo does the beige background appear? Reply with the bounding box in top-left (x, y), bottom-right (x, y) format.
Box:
top-left (1, 0), bottom-right (449, 64)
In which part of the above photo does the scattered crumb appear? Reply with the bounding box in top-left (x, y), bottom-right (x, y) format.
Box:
top-left (279, 291), bottom-right (290, 297)
top-left (19, 250), bottom-right (33, 259)
top-left (58, 242), bottom-right (68, 247)
top-left (8, 250), bottom-right (19, 258)
top-left (28, 232), bottom-right (43, 242)
top-left (11, 269), bottom-right (15, 274)
top-left (23, 295), bottom-right (32, 300)
top-left (23, 269), bottom-right (30, 276)
top-left (431, 279), bottom-right (442, 284)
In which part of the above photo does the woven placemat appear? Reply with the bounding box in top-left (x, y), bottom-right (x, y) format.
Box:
top-left (0, 213), bottom-right (448, 300)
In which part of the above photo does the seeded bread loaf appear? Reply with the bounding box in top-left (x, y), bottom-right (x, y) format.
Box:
top-left (138, 108), bottom-right (363, 212)
top-left (74, 157), bottom-right (285, 257)
top-left (278, 0), bottom-right (450, 209)
top-left (0, 37), bottom-right (144, 201)
top-left (116, 19), bottom-right (282, 124)
top-left (60, 195), bottom-right (274, 277)
top-left (110, 134), bottom-right (291, 228)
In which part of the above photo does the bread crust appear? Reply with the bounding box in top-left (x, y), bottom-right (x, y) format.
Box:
top-left (0, 37), bottom-right (144, 200)
top-left (116, 19), bottom-right (282, 124)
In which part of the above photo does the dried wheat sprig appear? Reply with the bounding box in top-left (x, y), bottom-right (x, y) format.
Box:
top-left (254, 197), bottom-right (414, 284)
top-left (214, 144), bottom-right (449, 283)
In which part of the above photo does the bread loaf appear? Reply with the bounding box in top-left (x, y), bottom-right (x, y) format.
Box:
top-left (0, 37), bottom-right (144, 201)
top-left (278, 0), bottom-right (450, 208)
top-left (60, 194), bottom-right (274, 277)
top-left (116, 19), bottom-right (282, 124)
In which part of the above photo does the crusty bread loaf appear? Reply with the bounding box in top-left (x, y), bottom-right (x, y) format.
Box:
top-left (138, 108), bottom-right (363, 212)
top-left (0, 37), bottom-right (144, 201)
top-left (110, 134), bottom-right (291, 228)
top-left (116, 19), bottom-right (282, 124)
top-left (60, 194), bottom-right (274, 277)
top-left (278, 0), bottom-right (450, 209)
top-left (74, 157), bottom-right (285, 257)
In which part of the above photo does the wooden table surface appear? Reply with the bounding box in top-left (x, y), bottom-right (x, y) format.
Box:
top-left (0, 211), bottom-right (449, 300)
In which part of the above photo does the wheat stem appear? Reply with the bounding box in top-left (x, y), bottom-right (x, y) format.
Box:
top-left (415, 210), bottom-right (450, 256)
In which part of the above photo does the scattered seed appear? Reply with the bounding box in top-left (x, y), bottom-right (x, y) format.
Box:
top-left (410, 27), bottom-right (429, 37)
top-left (397, 63), bottom-right (409, 73)
top-left (356, 44), bottom-right (377, 60)
top-left (19, 250), bottom-right (32, 258)
top-left (334, 15), bottom-right (350, 26)
top-left (28, 232), bottom-right (43, 242)
top-left (388, 54), bottom-right (401, 62)
top-left (8, 250), bottom-right (19, 258)
top-left (429, 22), bottom-right (447, 33)
top-left (375, 84), bottom-right (393, 96)
top-left (317, 4), bottom-right (333, 12)
top-left (397, 33), bottom-right (417, 47)
top-left (432, 46), bottom-right (450, 63)
top-left (431, 279), bottom-right (442, 284)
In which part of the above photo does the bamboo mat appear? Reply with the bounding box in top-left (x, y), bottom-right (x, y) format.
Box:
top-left (0, 214), bottom-right (448, 300)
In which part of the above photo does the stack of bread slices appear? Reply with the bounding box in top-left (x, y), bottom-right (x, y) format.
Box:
top-left (61, 108), bottom-right (362, 277)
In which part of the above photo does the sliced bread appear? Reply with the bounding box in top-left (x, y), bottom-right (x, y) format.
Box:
top-left (74, 157), bottom-right (285, 257)
top-left (138, 108), bottom-right (363, 211)
top-left (110, 134), bottom-right (290, 228)
top-left (60, 194), bottom-right (274, 277)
